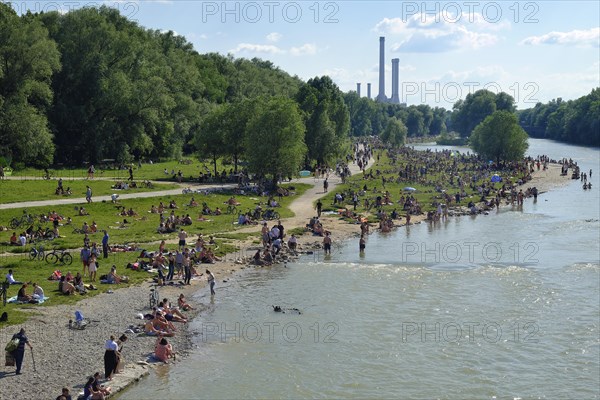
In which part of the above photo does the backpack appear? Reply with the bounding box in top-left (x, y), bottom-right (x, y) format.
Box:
top-left (5, 337), bottom-right (19, 352)
top-left (0, 312), bottom-right (7, 322)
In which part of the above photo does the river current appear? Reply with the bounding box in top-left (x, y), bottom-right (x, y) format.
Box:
top-left (120, 139), bottom-right (599, 399)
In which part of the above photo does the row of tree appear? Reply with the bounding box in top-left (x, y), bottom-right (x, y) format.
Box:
top-left (343, 92), bottom-right (450, 138)
top-left (518, 88), bottom-right (600, 146)
top-left (0, 5), bottom-right (309, 169)
top-left (1, 4), bottom-right (595, 172)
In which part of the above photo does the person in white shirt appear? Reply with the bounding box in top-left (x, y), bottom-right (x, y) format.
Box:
top-left (5, 269), bottom-right (22, 285)
top-left (18, 233), bottom-right (26, 246)
top-left (32, 283), bottom-right (44, 299)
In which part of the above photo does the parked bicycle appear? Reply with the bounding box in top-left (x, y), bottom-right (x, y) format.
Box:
top-left (9, 211), bottom-right (34, 229)
top-left (262, 208), bottom-right (280, 221)
top-left (226, 204), bottom-right (238, 215)
top-left (29, 245), bottom-right (45, 261)
top-left (149, 284), bottom-right (160, 308)
top-left (45, 249), bottom-right (73, 265)
top-left (32, 227), bottom-right (55, 241)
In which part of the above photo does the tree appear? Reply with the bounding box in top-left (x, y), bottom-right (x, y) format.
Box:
top-left (470, 110), bottom-right (529, 163)
top-left (0, 4), bottom-right (60, 167)
top-left (244, 97), bottom-right (306, 183)
top-left (452, 90), bottom-right (515, 137)
top-left (381, 117), bottom-right (407, 146)
top-left (194, 105), bottom-right (226, 175)
top-left (297, 76), bottom-right (349, 165)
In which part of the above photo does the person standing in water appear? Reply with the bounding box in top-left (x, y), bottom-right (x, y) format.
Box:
top-left (206, 269), bottom-right (216, 295)
top-left (359, 235), bottom-right (366, 253)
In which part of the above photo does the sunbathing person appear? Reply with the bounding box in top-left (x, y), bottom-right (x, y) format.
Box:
top-left (144, 319), bottom-right (174, 337)
top-left (92, 372), bottom-right (112, 397)
top-left (105, 266), bottom-right (121, 284)
top-left (157, 301), bottom-right (187, 322)
top-left (177, 294), bottom-right (196, 311)
top-left (17, 283), bottom-right (32, 302)
top-left (154, 336), bottom-right (174, 363)
top-left (83, 376), bottom-right (105, 400)
top-left (151, 309), bottom-right (177, 332)
top-left (59, 276), bottom-right (75, 295)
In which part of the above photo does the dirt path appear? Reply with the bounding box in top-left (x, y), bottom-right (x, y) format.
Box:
top-left (0, 183), bottom-right (236, 210)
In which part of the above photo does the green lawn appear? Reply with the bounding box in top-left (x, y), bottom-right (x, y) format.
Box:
top-left (0, 179), bottom-right (179, 204)
top-left (12, 159), bottom-right (244, 183)
top-left (0, 182), bottom-right (309, 326)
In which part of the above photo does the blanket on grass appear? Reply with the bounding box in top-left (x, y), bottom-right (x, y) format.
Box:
top-left (7, 295), bottom-right (49, 304)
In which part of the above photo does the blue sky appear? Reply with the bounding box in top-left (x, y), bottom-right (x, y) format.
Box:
top-left (10, 0), bottom-right (600, 109)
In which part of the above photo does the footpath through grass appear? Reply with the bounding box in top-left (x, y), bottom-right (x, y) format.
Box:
top-left (0, 179), bottom-right (179, 204)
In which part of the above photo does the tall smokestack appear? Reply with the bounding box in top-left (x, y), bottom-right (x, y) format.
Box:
top-left (367, 83), bottom-right (371, 99)
top-left (376, 36), bottom-right (386, 102)
top-left (356, 83), bottom-right (361, 97)
top-left (391, 58), bottom-right (400, 104)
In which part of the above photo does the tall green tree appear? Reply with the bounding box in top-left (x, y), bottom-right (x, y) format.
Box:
top-left (381, 117), bottom-right (408, 147)
top-left (0, 4), bottom-right (60, 167)
top-left (195, 105), bottom-right (226, 175)
top-left (470, 110), bottom-right (529, 163)
top-left (452, 90), bottom-right (515, 137)
top-left (244, 97), bottom-right (306, 183)
top-left (297, 76), bottom-right (349, 164)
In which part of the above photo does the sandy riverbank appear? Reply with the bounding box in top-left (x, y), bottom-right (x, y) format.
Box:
top-left (0, 162), bottom-right (574, 399)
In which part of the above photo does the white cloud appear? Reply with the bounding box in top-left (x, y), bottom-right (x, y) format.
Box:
top-left (374, 12), bottom-right (507, 53)
top-left (266, 32), bottom-right (282, 43)
top-left (290, 43), bottom-right (317, 56)
top-left (520, 27), bottom-right (600, 47)
top-left (229, 43), bottom-right (284, 55)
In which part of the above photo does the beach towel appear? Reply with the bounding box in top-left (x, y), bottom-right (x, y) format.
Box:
top-left (7, 296), bottom-right (49, 304)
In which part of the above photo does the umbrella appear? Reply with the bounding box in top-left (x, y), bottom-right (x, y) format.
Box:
top-left (491, 174), bottom-right (502, 183)
top-left (403, 187), bottom-right (417, 192)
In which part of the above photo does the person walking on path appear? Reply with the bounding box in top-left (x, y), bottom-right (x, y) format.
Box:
top-left (323, 179), bottom-right (329, 193)
top-left (11, 328), bottom-right (33, 375)
top-left (316, 199), bottom-right (323, 218)
top-left (102, 230), bottom-right (109, 259)
top-left (128, 166), bottom-right (134, 181)
top-left (85, 186), bottom-right (93, 203)
top-left (206, 269), bottom-right (216, 295)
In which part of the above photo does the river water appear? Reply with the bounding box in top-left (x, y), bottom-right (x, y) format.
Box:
top-left (120, 139), bottom-right (599, 399)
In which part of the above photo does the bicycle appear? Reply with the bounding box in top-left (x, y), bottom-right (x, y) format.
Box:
top-left (226, 204), bottom-right (237, 215)
top-left (262, 209), bottom-right (280, 221)
top-left (29, 245), bottom-right (45, 261)
top-left (149, 285), bottom-right (160, 308)
top-left (9, 212), bottom-right (34, 229)
top-left (72, 228), bottom-right (85, 234)
top-left (45, 249), bottom-right (73, 265)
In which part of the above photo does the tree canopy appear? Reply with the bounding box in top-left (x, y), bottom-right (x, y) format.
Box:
top-left (518, 88), bottom-right (600, 146)
top-left (452, 89), bottom-right (516, 138)
top-left (470, 110), bottom-right (529, 163)
top-left (0, 3), bottom-right (60, 167)
top-left (245, 97), bottom-right (306, 182)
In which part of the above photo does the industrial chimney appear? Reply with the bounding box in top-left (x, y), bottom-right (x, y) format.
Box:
top-left (391, 58), bottom-right (400, 104)
top-left (375, 36), bottom-right (387, 102)
top-left (367, 83), bottom-right (371, 99)
top-left (356, 83), bottom-right (361, 97)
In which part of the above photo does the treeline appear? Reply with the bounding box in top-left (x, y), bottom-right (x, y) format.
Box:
top-left (0, 5), bottom-right (307, 169)
top-left (518, 88), bottom-right (600, 146)
top-left (343, 92), bottom-right (451, 138)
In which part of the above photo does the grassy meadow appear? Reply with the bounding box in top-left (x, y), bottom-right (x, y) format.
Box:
top-left (0, 168), bottom-right (309, 326)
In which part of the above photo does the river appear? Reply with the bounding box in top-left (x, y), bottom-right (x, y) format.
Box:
top-left (120, 139), bottom-right (599, 399)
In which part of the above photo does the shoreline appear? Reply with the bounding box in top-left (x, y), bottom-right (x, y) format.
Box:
top-left (0, 162), bottom-right (574, 399)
